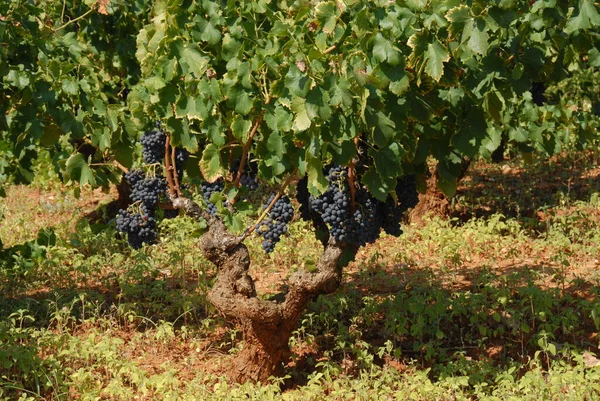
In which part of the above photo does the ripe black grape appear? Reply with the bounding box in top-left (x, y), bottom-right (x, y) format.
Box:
top-left (378, 198), bottom-right (404, 237)
top-left (116, 208), bottom-right (157, 249)
top-left (124, 169), bottom-right (145, 187)
top-left (140, 128), bottom-right (166, 164)
top-left (256, 194), bottom-right (294, 253)
top-left (230, 158), bottom-right (259, 190)
top-left (200, 179), bottom-right (224, 215)
top-left (307, 166), bottom-right (381, 247)
top-left (175, 148), bottom-right (189, 179)
top-left (130, 175), bottom-right (167, 211)
top-left (396, 174), bottom-right (419, 214)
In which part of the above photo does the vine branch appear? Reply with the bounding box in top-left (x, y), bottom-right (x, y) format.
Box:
top-left (54, 5), bottom-right (96, 33)
top-left (171, 144), bottom-right (182, 197)
top-left (233, 116), bottom-right (262, 188)
top-left (241, 169), bottom-right (297, 240)
top-left (164, 135), bottom-right (177, 198)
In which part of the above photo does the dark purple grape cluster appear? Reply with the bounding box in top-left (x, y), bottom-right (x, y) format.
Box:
top-left (240, 173), bottom-right (259, 190)
top-left (307, 166), bottom-right (381, 247)
top-left (118, 168), bottom-right (168, 248)
top-left (230, 158), bottom-right (259, 190)
top-left (175, 148), bottom-right (189, 178)
top-left (140, 128), bottom-right (166, 164)
top-left (124, 169), bottom-right (145, 187)
top-left (378, 198), bottom-right (404, 237)
top-left (130, 175), bottom-right (167, 210)
top-left (296, 166), bottom-right (416, 247)
top-left (395, 174), bottom-right (419, 214)
top-left (116, 208), bottom-right (157, 249)
top-left (256, 194), bottom-right (294, 253)
top-left (200, 179), bottom-right (224, 215)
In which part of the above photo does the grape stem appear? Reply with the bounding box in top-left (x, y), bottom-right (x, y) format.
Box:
top-left (171, 144), bottom-right (182, 197)
top-left (233, 115), bottom-right (262, 188)
top-left (54, 5), bottom-right (96, 32)
top-left (347, 161), bottom-right (357, 212)
top-left (164, 134), bottom-right (177, 198)
top-left (241, 169), bottom-right (297, 240)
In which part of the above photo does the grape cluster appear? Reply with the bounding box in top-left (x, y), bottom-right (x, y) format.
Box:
top-left (240, 173), bottom-right (259, 190)
top-left (130, 175), bottom-right (167, 210)
top-left (230, 158), bottom-right (259, 190)
top-left (395, 174), bottom-right (419, 214)
top-left (308, 166), bottom-right (381, 247)
top-left (118, 168), bottom-right (168, 248)
top-left (379, 198), bottom-right (403, 236)
top-left (116, 208), bottom-right (157, 249)
top-left (200, 179), bottom-right (224, 215)
top-left (256, 194), bottom-right (294, 253)
top-left (124, 169), bottom-right (145, 188)
top-left (175, 148), bottom-right (189, 178)
top-left (140, 127), bottom-right (166, 164)
top-left (296, 166), bottom-right (417, 248)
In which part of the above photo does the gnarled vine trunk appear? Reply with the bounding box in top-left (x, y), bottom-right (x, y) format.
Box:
top-left (171, 197), bottom-right (345, 382)
top-left (409, 158), bottom-right (471, 224)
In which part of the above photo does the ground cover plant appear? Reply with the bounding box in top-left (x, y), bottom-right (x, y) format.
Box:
top-left (1, 0), bottom-right (600, 399)
top-left (1, 153), bottom-right (600, 400)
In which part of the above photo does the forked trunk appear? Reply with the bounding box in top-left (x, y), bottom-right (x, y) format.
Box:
top-left (171, 197), bottom-right (345, 383)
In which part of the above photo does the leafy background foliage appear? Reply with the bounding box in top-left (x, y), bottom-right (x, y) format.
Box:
top-left (2, 0), bottom-right (599, 202)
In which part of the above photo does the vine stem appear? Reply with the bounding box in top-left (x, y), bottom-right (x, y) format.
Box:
top-left (164, 135), bottom-right (177, 198)
top-left (323, 45), bottom-right (336, 54)
top-left (347, 161), bottom-right (357, 212)
top-left (54, 5), bottom-right (96, 32)
top-left (241, 169), bottom-right (297, 240)
top-left (171, 145), bottom-right (182, 197)
top-left (233, 116), bottom-right (262, 188)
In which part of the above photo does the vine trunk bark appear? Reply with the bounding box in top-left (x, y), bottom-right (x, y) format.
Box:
top-left (409, 158), bottom-right (471, 224)
top-left (172, 196), bottom-right (345, 382)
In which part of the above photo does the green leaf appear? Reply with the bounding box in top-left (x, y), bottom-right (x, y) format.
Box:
top-left (265, 106), bottom-right (293, 132)
top-left (65, 153), bottom-right (96, 186)
top-left (167, 118), bottom-right (199, 152)
top-left (365, 108), bottom-right (396, 147)
top-left (372, 33), bottom-right (401, 66)
top-left (315, 1), bottom-right (339, 34)
top-left (61, 79), bottom-right (79, 96)
top-left (175, 95), bottom-right (210, 121)
top-left (231, 115), bottom-right (252, 142)
top-left (267, 132), bottom-right (286, 159)
top-left (446, 5), bottom-right (471, 38)
top-left (362, 142), bottom-right (405, 201)
top-left (178, 43), bottom-right (210, 75)
top-left (144, 76), bottom-right (167, 91)
top-left (291, 98), bottom-right (312, 132)
top-left (199, 143), bottom-right (223, 182)
top-left (565, 0), bottom-right (600, 34)
top-left (228, 87), bottom-right (253, 115)
top-left (436, 162), bottom-right (457, 197)
top-left (362, 168), bottom-right (391, 201)
top-left (41, 123), bottom-right (63, 148)
top-left (425, 40), bottom-right (450, 82)
top-left (508, 127), bottom-right (528, 142)
top-left (306, 152), bottom-right (329, 197)
top-left (467, 19), bottom-right (488, 55)
top-left (201, 20), bottom-right (222, 45)
top-left (285, 65), bottom-right (311, 97)
top-left (451, 106), bottom-right (487, 158)
top-left (306, 87), bottom-right (332, 121)
top-left (6, 69), bottom-right (30, 89)
top-left (330, 77), bottom-right (354, 108)
top-left (483, 89), bottom-right (504, 124)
